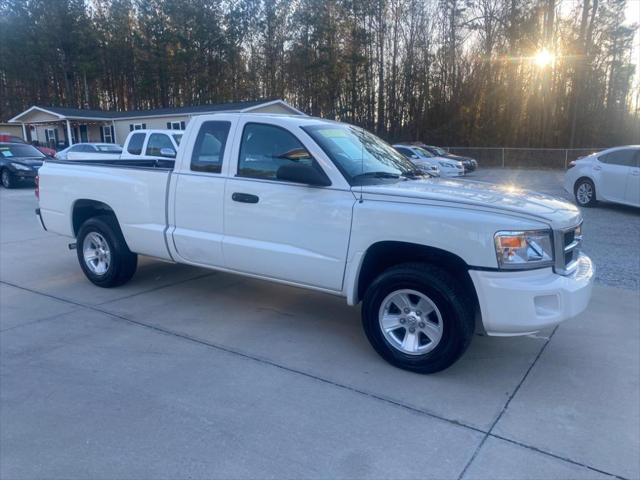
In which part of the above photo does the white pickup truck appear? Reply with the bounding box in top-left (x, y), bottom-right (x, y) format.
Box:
top-left (120, 129), bottom-right (183, 162)
top-left (36, 113), bottom-right (594, 373)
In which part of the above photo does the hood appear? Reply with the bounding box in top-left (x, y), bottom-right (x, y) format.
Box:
top-left (13, 158), bottom-right (44, 167)
top-left (445, 153), bottom-right (473, 162)
top-left (432, 156), bottom-right (461, 165)
top-left (360, 177), bottom-right (581, 228)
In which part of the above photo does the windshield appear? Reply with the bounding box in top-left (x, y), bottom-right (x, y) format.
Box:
top-left (96, 145), bottom-right (122, 153)
top-left (430, 146), bottom-right (447, 156)
top-left (0, 144), bottom-right (45, 158)
top-left (302, 124), bottom-right (420, 184)
top-left (414, 146), bottom-right (435, 158)
top-left (173, 133), bottom-right (183, 145)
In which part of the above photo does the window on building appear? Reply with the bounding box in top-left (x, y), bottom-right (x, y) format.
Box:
top-left (44, 128), bottom-right (58, 146)
top-left (130, 123), bottom-right (145, 131)
top-left (166, 121), bottom-right (186, 130)
top-left (102, 126), bottom-right (113, 143)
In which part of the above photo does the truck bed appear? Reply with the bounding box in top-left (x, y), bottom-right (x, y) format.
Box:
top-left (38, 159), bottom-right (173, 261)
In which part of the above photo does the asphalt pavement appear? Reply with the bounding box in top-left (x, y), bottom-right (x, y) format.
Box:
top-left (1, 170), bottom-right (638, 479)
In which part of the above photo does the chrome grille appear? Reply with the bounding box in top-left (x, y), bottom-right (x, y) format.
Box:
top-left (554, 222), bottom-right (583, 275)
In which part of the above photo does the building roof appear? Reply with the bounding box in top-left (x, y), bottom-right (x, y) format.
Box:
top-left (9, 99), bottom-right (303, 122)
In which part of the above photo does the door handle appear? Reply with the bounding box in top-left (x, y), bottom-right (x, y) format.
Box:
top-left (631, 170), bottom-right (640, 176)
top-left (232, 192), bottom-right (259, 204)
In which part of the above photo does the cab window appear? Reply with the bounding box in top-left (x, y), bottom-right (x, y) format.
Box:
top-left (127, 133), bottom-right (145, 155)
top-left (238, 123), bottom-right (312, 180)
top-left (146, 134), bottom-right (175, 158)
top-left (190, 121), bottom-right (231, 173)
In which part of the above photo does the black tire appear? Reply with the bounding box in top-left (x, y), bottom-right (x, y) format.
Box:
top-left (574, 178), bottom-right (597, 207)
top-left (1, 169), bottom-right (14, 189)
top-left (76, 215), bottom-right (137, 288)
top-left (362, 262), bottom-right (475, 374)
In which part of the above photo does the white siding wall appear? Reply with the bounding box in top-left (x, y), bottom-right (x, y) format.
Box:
top-left (114, 115), bottom-right (190, 145)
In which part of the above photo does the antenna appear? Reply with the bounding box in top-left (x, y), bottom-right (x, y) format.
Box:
top-left (359, 126), bottom-right (364, 203)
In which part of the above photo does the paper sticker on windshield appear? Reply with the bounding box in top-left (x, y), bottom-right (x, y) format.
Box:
top-left (0, 149), bottom-right (13, 157)
top-left (320, 129), bottom-right (349, 138)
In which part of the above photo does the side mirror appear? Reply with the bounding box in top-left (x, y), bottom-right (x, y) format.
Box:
top-left (277, 148), bottom-right (312, 161)
top-left (160, 147), bottom-right (176, 158)
top-left (276, 163), bottom-right (331, 187)
top-left (410, 154), bottom-right (419, 159)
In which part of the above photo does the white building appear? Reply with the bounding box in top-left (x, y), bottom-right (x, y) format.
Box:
top-left (7, 99), bottom-right (303, 149)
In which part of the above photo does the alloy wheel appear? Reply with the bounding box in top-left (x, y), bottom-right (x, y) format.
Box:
top-left (82, 232), bottom-right (111, 275)
top-left (378, 289), bottom-right (444, 355)
top-left (576, 182), bottom-right (593, 205)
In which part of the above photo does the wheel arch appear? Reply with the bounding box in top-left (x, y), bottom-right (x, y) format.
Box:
top-left (71, 199), bottom-right (120, 237)
top-left (351, 241), bottom-right (479, 312)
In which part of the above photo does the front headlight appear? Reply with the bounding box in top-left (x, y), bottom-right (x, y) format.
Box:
top-left (11, 162), bottom-right (31, 171)
top-left (439, 161), bottom-right (452, 168)
top-left (494, 230), bottom-right (554, 269)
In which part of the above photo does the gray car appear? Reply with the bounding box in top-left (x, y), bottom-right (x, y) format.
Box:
top-left (421, 145), bottom-right (477, 171)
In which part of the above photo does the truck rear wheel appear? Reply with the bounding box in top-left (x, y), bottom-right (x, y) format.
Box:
top-left (76, 215), bottom-right (137, 288)
top-left (362, 262), bottom-right (475, 374)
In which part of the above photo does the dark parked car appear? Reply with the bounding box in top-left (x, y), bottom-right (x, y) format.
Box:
top-left (420, 145), bottom-right (478, 172)
top-left (0, 133), bottom-right (57, 157)
top-left (0, 143), bottom-right (46, 188)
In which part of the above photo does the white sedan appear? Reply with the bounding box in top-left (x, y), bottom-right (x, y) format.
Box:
top-left (564, 146), bottom-right (640, 208)
top-left (56, 143), bottom-right (123, 161)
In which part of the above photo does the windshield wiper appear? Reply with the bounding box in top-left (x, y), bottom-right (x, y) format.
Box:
top-left (400, 169), bottom-right (426, 179)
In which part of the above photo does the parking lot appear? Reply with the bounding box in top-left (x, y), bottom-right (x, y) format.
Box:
top-left (1, 168), bottom-right (638, 479)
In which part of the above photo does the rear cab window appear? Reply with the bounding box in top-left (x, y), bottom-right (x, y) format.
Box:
top-left (127, 133), bottom-right (145, 155)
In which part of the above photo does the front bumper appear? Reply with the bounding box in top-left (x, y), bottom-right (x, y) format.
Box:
top-left (469, 254), bottom-right (594, 335)
top-left (12, 169), bottom-right (38, 181)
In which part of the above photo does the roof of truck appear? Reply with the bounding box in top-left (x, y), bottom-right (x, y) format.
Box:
top-left (198, 112), bottom-right (345, 128)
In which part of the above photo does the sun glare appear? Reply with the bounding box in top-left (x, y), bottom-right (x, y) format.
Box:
top-left (533, 48), bottom-right (555, 68)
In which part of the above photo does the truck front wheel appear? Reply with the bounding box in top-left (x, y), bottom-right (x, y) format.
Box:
top-left (76, 215), bottom-right (137, 288)
top-left (362, 263), bottom-right (475, 374)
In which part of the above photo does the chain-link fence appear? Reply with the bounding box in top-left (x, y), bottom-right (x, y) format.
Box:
top-left (443, 147), bottom-right (602, 169)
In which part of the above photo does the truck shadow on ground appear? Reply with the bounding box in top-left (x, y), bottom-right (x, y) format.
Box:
top-left (95, 260), bottom-right (553, 431)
